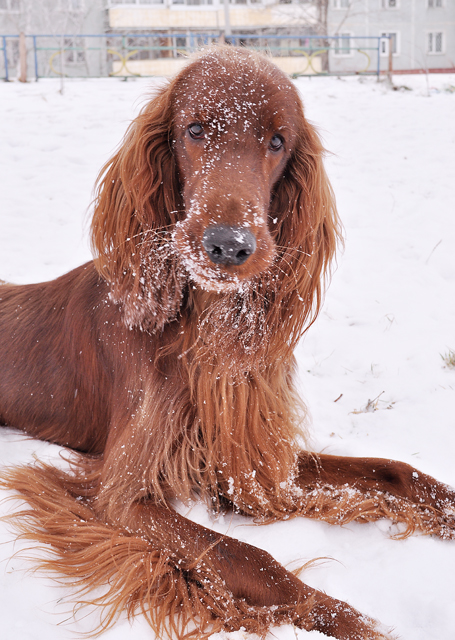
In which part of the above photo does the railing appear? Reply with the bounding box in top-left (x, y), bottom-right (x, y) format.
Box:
top-left (1, 33), bottom-right (390, 82)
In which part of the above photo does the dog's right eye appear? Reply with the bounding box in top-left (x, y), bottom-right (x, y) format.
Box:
top-left (269, 134), bottom-right (284, 152)
top-left (188, 123), bottom-right (205, 140)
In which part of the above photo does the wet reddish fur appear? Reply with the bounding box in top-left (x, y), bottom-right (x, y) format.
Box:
top-left (1, 47), bottom-right (454, 640)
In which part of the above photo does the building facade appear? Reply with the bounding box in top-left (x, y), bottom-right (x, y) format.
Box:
top-left (328, 0), bottom-right (455, 73)
top-left (105, 0), bottom-right (323, 75)
top-left (1, 0), bottom-right (453, 77)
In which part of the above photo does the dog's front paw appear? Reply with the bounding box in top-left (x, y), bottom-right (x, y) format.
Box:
top-left (302, 596), bottom-right (397, 640)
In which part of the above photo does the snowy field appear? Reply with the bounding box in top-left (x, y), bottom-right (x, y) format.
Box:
top-left (0, 70), bottom-right (455, 640)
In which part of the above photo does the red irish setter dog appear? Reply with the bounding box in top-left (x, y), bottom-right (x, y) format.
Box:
top-left (0, 47), bottom-right (454, 640)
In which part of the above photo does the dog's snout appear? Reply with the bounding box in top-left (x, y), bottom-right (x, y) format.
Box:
top-left (202, 225), bottom-right (257, 266)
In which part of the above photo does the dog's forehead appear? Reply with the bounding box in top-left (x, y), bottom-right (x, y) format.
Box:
top-left (172, 53), bottom-right (301, 131)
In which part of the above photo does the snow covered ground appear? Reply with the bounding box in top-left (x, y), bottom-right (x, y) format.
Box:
top-left (0, 70), bottom-right (454, 640)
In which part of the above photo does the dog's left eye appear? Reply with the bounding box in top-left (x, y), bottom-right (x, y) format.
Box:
top-left (188, 123), bottom-right (205, 140)
top-left (269, 134), bottom-right (284, 151)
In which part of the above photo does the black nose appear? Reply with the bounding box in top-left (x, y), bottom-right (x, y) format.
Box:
top-left (202, 225), bottom-right (257, 266)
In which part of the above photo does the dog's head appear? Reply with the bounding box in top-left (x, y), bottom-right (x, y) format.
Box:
top-left (92, 46), bottom-right (341, 355)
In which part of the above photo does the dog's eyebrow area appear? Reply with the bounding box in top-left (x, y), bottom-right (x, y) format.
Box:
top-left (172, 57), bottom-right (300, 148)
top-left (178, 111), bottom-right (296, 150)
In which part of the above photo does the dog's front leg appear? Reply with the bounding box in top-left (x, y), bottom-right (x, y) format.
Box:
top-left (124, 501), bottom-right (395, 640)
top-left (296, 452), bottom-right (455, 538)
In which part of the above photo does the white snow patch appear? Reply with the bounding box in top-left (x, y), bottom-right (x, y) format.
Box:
top-left (0, 73), bottom-right (454, 639)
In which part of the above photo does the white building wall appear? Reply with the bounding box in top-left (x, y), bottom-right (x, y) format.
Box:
top-left (328, 0), bottom-right (455, 72)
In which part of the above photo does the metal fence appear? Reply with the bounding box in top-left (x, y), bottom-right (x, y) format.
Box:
top-left (1, 33), bottom-right (390, 82)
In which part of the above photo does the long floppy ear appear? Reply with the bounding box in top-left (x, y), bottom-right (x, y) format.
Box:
top-left (90, 82), bottom-right (186, 331)
top-left (267, 110), bottom-right (343, 350)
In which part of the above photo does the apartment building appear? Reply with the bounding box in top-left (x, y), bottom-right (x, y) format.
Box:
top-left (328, 0), bottom-right (455, 73)
top-left (1, 0), bottom-right (453, 77)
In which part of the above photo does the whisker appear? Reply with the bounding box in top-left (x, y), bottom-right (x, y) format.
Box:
top-left (275, 244), bottom-right (312, 258)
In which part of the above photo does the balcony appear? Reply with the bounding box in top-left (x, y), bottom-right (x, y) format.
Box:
top-left (107, 0), bottom-right (316, 31)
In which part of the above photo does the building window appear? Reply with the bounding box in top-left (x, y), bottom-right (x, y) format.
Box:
top-left (107, 0), bottom-right (163, 5)
top-left (427, 31), bottom-right (444, 54)
top-left (64, 38), bottom-right (86, 64)
top-left (333, 33), bottom-right (353, 56)
top-left (5, 37), bottom-right (19, 68)
top-left (0, 0), bottom-right (20, 10)
top-left (380, 32), bottom-right (399, 56)
top-left (427, 0), bottom-right (442, 7)
top-left (333, 0), bottom-right (350, 8)
top-left (67, 0), bottom-right (84, 10)
top-left (381, 0), bottom-right (398, 8)
top-left (53, 0), bottom-right (85, 8)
